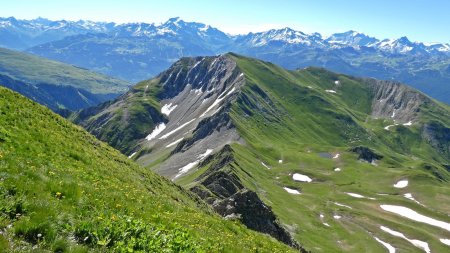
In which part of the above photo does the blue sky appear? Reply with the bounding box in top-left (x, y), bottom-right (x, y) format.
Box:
top-left (2, 0), bottom-right (449, 43)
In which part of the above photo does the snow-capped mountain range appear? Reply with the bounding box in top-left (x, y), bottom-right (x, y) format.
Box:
top-left (1, 16), bottom-right (449, 54)
top-left (2, 17), bottom-right (450, 104)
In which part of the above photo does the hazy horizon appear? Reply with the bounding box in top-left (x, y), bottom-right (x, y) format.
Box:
top-left (2, 0), bottom-right (450, 43)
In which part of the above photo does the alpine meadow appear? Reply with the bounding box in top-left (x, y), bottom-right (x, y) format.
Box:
top-left (1, 1), bottom-right (449, 253)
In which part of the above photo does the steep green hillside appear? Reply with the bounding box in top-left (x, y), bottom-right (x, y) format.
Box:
top-left (72, 53), bottom-right (450, 252)
top-left (0, 47), bottom-right (130, 111)
top-left (0, 87), bottom-right (295, 252)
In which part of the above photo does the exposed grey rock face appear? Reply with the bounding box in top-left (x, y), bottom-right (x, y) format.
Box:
top-left (136, 55), bottom-right (245, 179)
top-left (366, 79), bottom-right (429, 123)
top-left (190, 145), bottom-right (305, 251)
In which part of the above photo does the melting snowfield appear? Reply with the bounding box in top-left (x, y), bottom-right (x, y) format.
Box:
top-left (403, 193), bottom-right (424, 206)
top-left (166, 137), bottom-right (184, 148)
top-left (200, 86), bottom-right (235, 117)
top-left (161, 103), bottom-right (178, 116)
top-left (128, 152), bottom-right (137, 159)
top-left (440, 238), bottom-right (450, 246)
top-left (145, 123), bottom-right (166, 141)
top-left (174, 149), bottom-right (213, 179)
top-left (292, 173), bottom-right (312, 182)
top-left (380, 226), bottom-right (430, 253)
top-left (345, 192), bottom-right (376, 200)
top-left (380, 205), bottom-right (450, 232)
top-left (261, 162), bottom-right (270, 169)
top-left (333, 153), bottom-right (340, 159)
top-left (283, 187), bottom-right (301, 195)
top-left (346, 192), bottom-right (365, 198)
top-left (394, 179), bottom-right (408, 188)
top-left (334, 202), bottom-right (352, 209)
top-left (159, 119), bottom-right (196, 139)
top-left (403, 121), bottom-right (413, 126)
top-left (374, 237), bottom-right (396, 253)
top-left (384, 124), bottom-right (398, 130)
top-left (334, 167), bottom-right (341, 172)
top-left (325, 89), bottom-right (337, 93)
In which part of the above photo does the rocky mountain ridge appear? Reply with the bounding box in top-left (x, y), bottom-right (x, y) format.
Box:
top-left (71, 53), bottom-right (450, 252)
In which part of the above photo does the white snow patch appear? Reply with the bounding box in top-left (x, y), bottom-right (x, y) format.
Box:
top-left (380, 205), bottom-right (450, 232)
top-left (192, 88), bottom-right (203, 95)
top-left (346, 192), bottom-right (365, 198)
top-left (334, 202), bottom-right (352, 209)
top-left (292, 173), bottom-right (312, 182)
top-left (174, 149), bottom-right (213, 179)
top-left (380, 226), bottom-right (430, 253)
top-left (239, 73), bottom-right (244, 78)
top-left (166, 138), bottom-right (184, 148)
top-left (334, 80), bottom-right (340, 85)
top-left (384, 124), bottom-right (399, 130)
top-left (161, 103), bottom-right (178, 116)
top-left (374, 237), bottom-right (396, 253)
top-left (319, 214), bottom-right (324, 218)
top-left (325, 90), bottom-right (337, 93)
top-left (391, 109), bottom-right (397, 118)
top-left (198, 149), bottom-right (213, 160)
top-left (333, 153), bottom-right (340, 159)
top-left (440, 238), bottom-right (450, 246)
top-left (261, 162), bottom-right (270, 169)
top-left (278, 159), bottom-right (283, 164)
top-left (323, 222), bottom-right (330, 227)
top-left (307, 86), bottom-right (313, 89)
top-left (175, 162), bottom-right (198, 179)
top-left (145, 123), bottom-right (166, 141)
top-left (394, 180), bottom-right (408, 188)
top-left (403, 193), bottom-right (423, 206)
top-left (210, 57), bottom-right (219, 67)
top-left (334, 168), bottom-right (341, 172)
top-left (333, 215), bottom-right (342, 219)
top-left (191, 60), bottom-right (202, 69)
top-left (403, 121), bottom-right (413, 126)
top-left (200, 87), bottom-right (235, 117)
top-left (210, 106), bottom-right (222, 116)
top-left (128, 152), bottom-right (137, 159)
top-left (283, 187), bottom-right (301, 195)
top-left (159, 119), bottom-right (196, 140)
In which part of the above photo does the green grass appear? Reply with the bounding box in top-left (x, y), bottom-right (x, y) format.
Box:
top-left (0, 47), bottom-right (129, 94)
top-left (176, 54), bottom-right (450, 252)
top-left (0, 86), bottom-right (295, 252)
top-left (68, 53), bottom-right (450, 252)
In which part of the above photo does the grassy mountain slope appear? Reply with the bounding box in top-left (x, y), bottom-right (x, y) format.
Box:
top-left (0, 86), bottom-right (295, 252)
top-left (71, 53), bottom-right (450, 252)
top-left (208, 54), bottom-right (450, 252)
top-left (0, 47), bottom-right (130, 111)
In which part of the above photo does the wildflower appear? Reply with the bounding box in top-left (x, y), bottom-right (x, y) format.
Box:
top-left (55, 192), bottom-right (62, 199)
top-left (111, 215), bottom-right (116, 221)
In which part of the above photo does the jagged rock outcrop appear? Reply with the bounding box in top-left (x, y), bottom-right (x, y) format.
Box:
top-left (190, 145), bottom-right (305, 251)
top-left (365, 79), bottom-right (429, 123)
top-left (349, 146), bottom-right (383, 163)
top-left (138, 55), bottom-right (245, 178)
